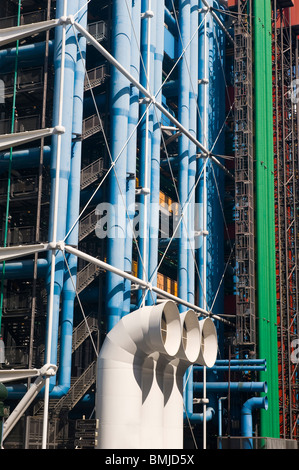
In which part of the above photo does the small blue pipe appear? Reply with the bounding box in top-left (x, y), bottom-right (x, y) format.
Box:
top-left (0, 41), bottom-right (54, 70)
top-left (0, 259), bottom-right (48, 280)
top-left (177, 0), bottom-right (190, 313)
top-left (45, 0), bottom-right (79, 387)
top-left (215, 359), bottom-right (267, 365)
top-left (187, 0), bottom-right (199, 306)
top-left (106, 0), bottom-right (131, 330)
top-left (0, 147), bottom-right (51, 173)
top-left (241, 397), bottom-right (268, 449)
top-left (193, 382), bottom-right (268, 393)
top-left (164, 7), bottom-right (178, 37)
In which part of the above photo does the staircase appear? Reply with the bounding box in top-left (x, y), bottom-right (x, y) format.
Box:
top-left (82, 114), bottom-right (103, 140)
top-left (84, 64), bottom-right (109, 91)
top-left (52, 361), bottom-right (97, 416)
top-left (32, 316), bottom-right (98, 415)
top-left (80, 157), bottom-right (104, 190)
top-left (79, 209), bottom-right (99, 241)
top-left (76, 257), bottom-right (103, 294)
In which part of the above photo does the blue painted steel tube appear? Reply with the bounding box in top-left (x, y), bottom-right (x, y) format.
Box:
top-left (0, 260), bottom-right (48, 279)
top-left (45, 0), bottom-right (79, 384)
top-left (106, 0), bottom-right (131, 330)
top-left (147, 0), bottom-right (165, 305)
top-left (123, 0), bottom-right (141, 317)
top-left (177, 0), bottom-right (190, 312)
top-left (51, 0), bottom-right (87, 397)
top-left (241, 397), bottom-right (268, 449)
top-left (193, 382), bottom-right (268, 393)
top-left (164, 6), bottom-right (178, 37)
top-left (0, 41), bottom-right (54, 70)
top-left (187, 0), bottom-right (199, 306)
top-left (137, 0), bottom-right (154, 306)
top-left (0, 147), bottom-right (51, 173)
top-left (197, 1), bottom-right (209, 311)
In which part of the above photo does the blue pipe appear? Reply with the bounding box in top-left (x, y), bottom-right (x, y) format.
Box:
top-left (50, 0), bottom-right (87, 398)
top-left (137, 0), bottom-right (154, 306)
top-left (123, 0), bottom-right (141, 317)
top-left (177, 0), bottom-right (190, 313)
top-left (0, 41), bottom-right (54, 70)
top-left (147, 0), bottom-right (165, 306)
top-left (215, 359), bottom-right (267, 365)
top-left (194, 365), bottom-right (267, 371)
top-left (0, 147), bottom-right (51, 174)
top-left (0, 259), bottom-right (48, 280)
top-left (241, 397), bottom-right (268, 449)
top-left (164, 7), bottom-right (178, 37)
top-left (45, 0), bottom-right (79, 387)
top-left (207, 1), bottom-right (226, 318)
top-left (194, 382), bottom-right (268, 393)
top-left (106, 0), bottom-right (131, 330)
top-left (187, 0), bottom-right (199, 306)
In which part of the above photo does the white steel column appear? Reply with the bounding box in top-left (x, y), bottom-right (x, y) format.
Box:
top-left (42, 0), bottom-right (68, 449)
top-left (141, 3), bottom-right (153, 306)
top-left (202, 8), bottom-right (209, 451)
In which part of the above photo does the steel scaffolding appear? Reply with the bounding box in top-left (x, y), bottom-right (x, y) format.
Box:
top-left (272, 0), bottom-right (299, 440)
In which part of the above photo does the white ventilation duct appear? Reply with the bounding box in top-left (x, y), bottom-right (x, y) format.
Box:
top-left (95, 301), bottom-right (218, 449)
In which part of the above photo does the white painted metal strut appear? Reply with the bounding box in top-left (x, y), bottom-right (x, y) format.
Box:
top-left (0, 126), bottom-right (65, 152)
top-left (42, 1), bottom-right (68, 450)
top-left (0, 240), bottom-right (234, 326)
top-left (1, 364), bottom-right (57, 442)
top-left (0, 16), bottom-right (75, 47)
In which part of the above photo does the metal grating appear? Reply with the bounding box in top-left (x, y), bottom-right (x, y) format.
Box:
top-left (234, 0), bottom-right (256, 354)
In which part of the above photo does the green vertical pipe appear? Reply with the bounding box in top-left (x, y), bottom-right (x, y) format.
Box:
top-left (253, 0), bottom-right (280, 438)
top-left (0, 0), bottom-right (22, 335)
top-left (264, 0), bottom-right (280, 437)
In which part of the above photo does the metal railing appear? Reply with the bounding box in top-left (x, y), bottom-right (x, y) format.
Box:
top-left (52, 361), bottom-right (97, 415)
top-left (0, 226), bottom-right (36, 246)
top-left (84, 64), bottom-right (109, 91)
top-left (80, 157), bottom-right (104, 189)
top-left (88, 21), bottom-right (107, 43)
top-left (0, 115), bottom-right (41, 135)
top-left (77, 258), bottom-right (102, 294)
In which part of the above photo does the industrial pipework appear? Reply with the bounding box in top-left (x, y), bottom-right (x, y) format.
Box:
top-left (95, 300), bottom-right (218, 449)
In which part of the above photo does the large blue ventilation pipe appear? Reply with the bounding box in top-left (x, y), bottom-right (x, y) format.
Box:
top-left (123, 0), bottom-right (141, 317)
top-left (241, 397), bottom-right (268, 449)
top-left (106, 0), bottom-right (131, 331)
top-left (51, 0), bottom-right (87, 397)
top-left (45, 0), bottom-right (79, 391)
